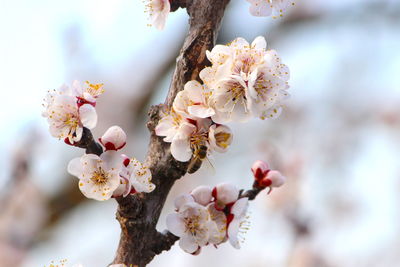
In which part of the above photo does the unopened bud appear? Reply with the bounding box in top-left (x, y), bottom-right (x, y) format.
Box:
top-left (191, 185), bottom-right (212, 206)
top-left (266, 170), bottom-right (286, 188)
top-left (251, 160), bottom-right (270, 181)
top-left (213, 183), bottom-right (239, 209)
top-left (99, 126), bottom-right (127, 151)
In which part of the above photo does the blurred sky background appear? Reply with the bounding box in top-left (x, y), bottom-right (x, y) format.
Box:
top-left (1, 0), bottom-right (400, 266)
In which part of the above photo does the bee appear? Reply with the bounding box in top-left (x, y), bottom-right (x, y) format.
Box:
top-left (187, 144), bottom-right (208, 174)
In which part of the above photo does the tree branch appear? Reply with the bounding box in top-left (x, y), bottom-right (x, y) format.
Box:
top-left (111, 1), bottom-right (231, 266)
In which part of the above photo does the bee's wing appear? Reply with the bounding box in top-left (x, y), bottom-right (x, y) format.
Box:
top-left (203, 156), bottom-right (216, 175)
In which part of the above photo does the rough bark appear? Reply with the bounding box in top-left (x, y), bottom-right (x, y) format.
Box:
top-left (111, 1), bottom-right (231, 266)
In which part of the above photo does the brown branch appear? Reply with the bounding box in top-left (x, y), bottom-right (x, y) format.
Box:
top-left (170, 0), bottom-right (187, 12)
top-left (111, 0), bottom-right (231, 266)
top-left (70, 1), bottom-right (230, 265)
top-left (73, 127), bottom-right (103, 156)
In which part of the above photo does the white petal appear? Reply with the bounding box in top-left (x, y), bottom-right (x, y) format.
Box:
top-left (231, 198), bottom-right (249, 217)
top-left (67, 157), bottom-right (84, 178)
top-left (188, 105), bottom-right (215, 118)
top-left (100, 150), bottom-right (122, 171)
top-left (179, 235), bottom-right (199, 254)
top-left (266, 170), bottom-right (286, 187)
top-left (174, 193), bottom-right (195, 210)
top-left (171, 133), bottom-right (192, 162)
top-left (191, 186), bottom-right (212, 206)
top-left (184, 80), bottom-right (203, 103)
top-left (251, 36), bottom-right (267, 50)
top-left (228, 219), bottom-right (241, 249)
top-left (215, 183), bottom-right (239, 205)
top-left (166, 213), bottom-right (186, 237)
top-left (79, 104), bottom-right (97, 129)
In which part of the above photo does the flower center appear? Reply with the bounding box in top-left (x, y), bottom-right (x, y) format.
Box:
top-left (215, 132), bottom-right (231, 149)
top-left (85, 81), bottom-right (104, 97)
top-left (184, 216), bottom-right (201, 236)
top-left (64, 113), bottom-right (79, 129)
top-left (90, 168), bottom-right (108, 185)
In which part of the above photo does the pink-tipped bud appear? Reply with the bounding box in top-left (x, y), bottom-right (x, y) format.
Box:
top-left (213, 183), bottom-right (239, 210)
top-left (191, 185), bottom-right (212, 206)
top-left (99, 126), bottom-right (127, 151)
top-left (251, 160), bottom-right (270, 181)
top-left (265, 170), bottom-right (286, 188)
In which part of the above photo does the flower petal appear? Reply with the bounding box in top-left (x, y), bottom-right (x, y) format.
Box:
top-left (166, 213), bottom-right (186, 237)
top-left (79, 104), bottom-right (97, 129)
top-left (191, 185), bottom-right (212, 206)
top-left (179, 235), bottom-right (199, 254)
top-left (67, 157), bottom-right (84, 178)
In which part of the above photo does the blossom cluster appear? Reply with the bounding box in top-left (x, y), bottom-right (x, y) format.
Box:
top-left (166, 183), bottom-right (249, 254)
top-left (156, 36), bottom-right (289, 166)
top-left (43, 81), bottom-right (155, 201)
top-left (145, 0), bottom-right (295, 31)
top-left (42, 80), bottom-right (103, 144)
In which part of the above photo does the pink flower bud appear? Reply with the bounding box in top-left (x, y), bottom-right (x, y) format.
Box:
top-left (266, 170), bottom-right (286, 188)
top-left (251, 160), bottom-right (270, 181)
top-left (191, 185), bottom-right (212, 206)
top-left (212, 183), bottom-right (239, 210)
top-left (99, 126), bottom-right (127, 151)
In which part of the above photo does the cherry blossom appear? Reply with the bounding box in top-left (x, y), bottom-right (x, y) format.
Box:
top-left (145, 0), bottom-right (170, 30)
top-left (200, 36), bottom-right (290, 123)
top-left (99, 126), bottom-right (127, 151)
top-left (173, 80), bottom-right (215, 119)
top-left (67, 151), bottom-right (122, 201)
top-left (246, 0), bottom-right (294, 18)
top-left (155, 108), bottom-right (187, 143)
top-left (166, 202), bottom-right (214, 253)
top-left (72, 80), bottom-right (105, 105)
top-left (43, 86), bottom-right (97, 144)
top-left (120, 157), bottom-right (155, 194)
top-left (169, 117), bottom-right (212, 162)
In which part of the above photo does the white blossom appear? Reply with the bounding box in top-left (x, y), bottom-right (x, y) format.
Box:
top-left (246, 0), bottom-right (294, 18)
top-left (145, 0), bottom-right (170, 30)
top-left (155, 108), bottom-right (187, 143)
top-left (72, 80), bottom-right (105, 104)
top-left (67, 151), bottom-right (122, 201)
top-left (166, 202), bottom-right (214, 253)
top-left (43, 88), bottom-right (97, 144)
top-left (173, 80), bottom-right (215, 119)
top-left (99, 125), bottom-right (127, 151)
top-left (158, 115), bottom-right (212, 162)
top-left (200, 36), bottom-right (290, 123)
top-left (120, 158), bottom-right (155, 194)
top-left (227, 198), bottom-right (249, 249)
